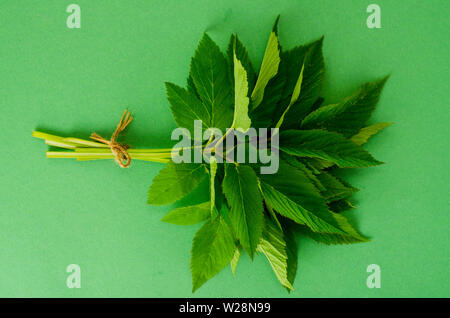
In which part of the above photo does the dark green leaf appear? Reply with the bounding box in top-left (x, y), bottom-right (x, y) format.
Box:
top-left (259, 161), bottom-right (347, 235)
top-left (190, 33), bottom-right (234, 131)
top-left (276, 37), bottom-right (325, 128)
top-left (222, 164), bottom-right (263, 258)
top-left (280, 129), bottom-right (383, 168)
top-left (317, 172), bottom-right (358, 203)
top-left (165, 82), bottom-right (210, 135)
top-left (301, 76), bottom-right (389, 137)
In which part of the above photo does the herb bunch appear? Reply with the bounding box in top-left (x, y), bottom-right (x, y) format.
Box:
top-left (33, 16), bottom-right (390, 292)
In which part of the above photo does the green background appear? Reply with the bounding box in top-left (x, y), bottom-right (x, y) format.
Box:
top-left (0, 0), bottom-right (448, 297)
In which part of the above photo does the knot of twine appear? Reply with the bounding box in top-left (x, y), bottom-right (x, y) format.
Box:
top-left (90, 110), bottom-right (133, 168)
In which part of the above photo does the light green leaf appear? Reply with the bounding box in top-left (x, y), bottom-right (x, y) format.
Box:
top-left (190, 33), bottom-right (234, 131)
top-left (300, 212), bottom-right (369, 245)
top-left (257, 217), bottom-right (293, 290)
top-left (251, 16), bottom-right (281, 109)
top-left (350, 122), bottom-right (392, 146)
top-left (226, 34), bottom-right (256, 93)
top-left (191, 217), bottom-right (236, 292)
top-left (250, 47), bottom-right (287, 128)
top-left (161, 202), bottom-right (210, 225)
top-left (280, 129), bottom-right (383, 168)
top-left (305, 157), bottom-right (335, 171)
top-left (222, 164), bottom-right (263, 258)
top-left (165, 82), bottom-right (210, 135)
top-left (232, 49), bottom-right (251, 131)
top-left (148, 162), bottom-right (208, 205)
top-left (301, 76), bottom-right (389, 136)
top-left (230, 246), bottom-right (241, 276)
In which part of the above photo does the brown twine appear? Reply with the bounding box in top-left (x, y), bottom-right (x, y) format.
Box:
top-left (90, 110), bottom-right (133, 168)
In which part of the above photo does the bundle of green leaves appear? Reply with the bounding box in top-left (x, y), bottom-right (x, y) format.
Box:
top-left (148, 16), bottom-right (390, 292)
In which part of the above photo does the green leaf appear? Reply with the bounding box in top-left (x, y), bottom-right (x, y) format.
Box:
top-left (300, 212), bottom-right (369, 245)
top-left (317, 172), bottom-right (358, 203)
top-left (230, 246), bottom-right (241, 276)
top-left (191, 217), bottom-right (236, 292)
top-left (280, 129), bottom-right (383, 168)
top-left (275, 62), bottom-right (304, 128)
top-left (305, 157), bottom-right (335, 171)
top-left (250, 48), bottom-right (287, 128)
top-left (301, 76), bottom-right (389, 137)
top-left (284, 224), bottom-right (298, 292)
top-left (231, 48), bottom-right (251, 131)
top-left (257, 217), bottom-right (293, 290)
top-left (276, 38), bottom-right (325, 127)
top-left (259, 161), bottom-right (347, 235)
top-left (251, 16), bottom-right (281, 109)
top-left (165, 82), bottom-right (210, 135)
top-left (187, 75), bottom-right (200, 98)
top-left (282, 153), bottom-right (326, 192)
top-left (209, 158), bottom-right (218, 218)
top-left (226, 34), bottom-right (256, 93)
top-left (190, 33), bottom-right (234, 131)
top-left (148, 162), bottom-right (208, 205)
top-left (222, 164), bottom-right (263, 258)
top-left (350, 122), bottom-right (392, 146)
top-left (161, 202), bottom-right (210, 225)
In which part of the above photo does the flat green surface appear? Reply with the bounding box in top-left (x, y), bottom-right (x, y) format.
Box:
top-left (0, 0), bottom-right (449, 297)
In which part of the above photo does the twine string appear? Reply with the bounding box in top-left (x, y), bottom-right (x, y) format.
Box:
top-left (90, 110), bottom-right (133, 168)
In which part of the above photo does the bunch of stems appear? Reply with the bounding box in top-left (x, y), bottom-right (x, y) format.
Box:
top-left (32, 131), bottom-right (174, 164)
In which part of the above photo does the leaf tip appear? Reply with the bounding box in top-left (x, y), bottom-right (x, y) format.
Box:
top-left (272, 15), bottom-right (280, 34)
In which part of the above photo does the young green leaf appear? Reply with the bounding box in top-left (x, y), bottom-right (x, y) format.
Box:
top-left (190, 33), bottom-right (234, 131)
top-left (230, 246), bottom-right (241, 276)
top-left (165, 82), bottom-right (211, 135)
top-left (350, 122), bottom-right (392, 146)
top-left (232, 49), bottom-right (251, 131)
top-left (161, 202), bottom-right (210, 225)
top-left (222, 164), bottom-right (263, 258)
top-left (191, 217), bottom-right (236, 292)
top-left (257, 217), bottom-right (293, 290)
top-left (301, 76), bottom-right (389, 136)
top-left (226, 34), bottom-right (256, 93)
top-left (251, 16), bottom-right (281, 109)
top-left (250, 48), bottom-right (287, 128)
top-left (148, 162), bottom-right (208, 205)
top-left (280, 129), bottom-right (383, 168)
